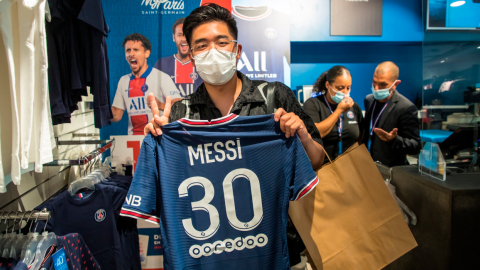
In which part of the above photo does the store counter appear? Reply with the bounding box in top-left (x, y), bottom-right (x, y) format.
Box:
top-left (382, 165), bottom-right (480, 270)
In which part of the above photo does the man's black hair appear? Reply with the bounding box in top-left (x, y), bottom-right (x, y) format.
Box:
top-left (122, 33), bottom-right (152, 52)
top-left (313, 66), bottom-right (351, 93)
top-left (183, 3), bottom-right (238, 47)
top-left (172, 17), bottom-right (186, 34)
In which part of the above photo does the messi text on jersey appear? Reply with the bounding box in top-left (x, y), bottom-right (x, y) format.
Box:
top-left (188, 139), bottom-right (242, 166)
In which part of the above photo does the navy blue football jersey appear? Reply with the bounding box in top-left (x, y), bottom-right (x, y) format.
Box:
top-left (120, 114), bottom-right (318, 270)
top-left (233, 6), bottom-right (290, 83)
top-left (154, 55), bottom-right (203, 97)
top-left (39, 184), bottom-right (126, 270)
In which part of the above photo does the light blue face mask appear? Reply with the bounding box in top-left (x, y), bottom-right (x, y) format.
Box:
top-left (372, 80), bottom-right (397, 100)
top-left (330, 87), bottom-right (350, 104)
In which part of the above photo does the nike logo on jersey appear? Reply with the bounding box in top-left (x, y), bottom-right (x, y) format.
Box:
top-left (171, 75), bottom-right (178, 79)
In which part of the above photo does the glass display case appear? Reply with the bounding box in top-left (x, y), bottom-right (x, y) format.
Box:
top-left (421, 1), bottom-right (480, 173)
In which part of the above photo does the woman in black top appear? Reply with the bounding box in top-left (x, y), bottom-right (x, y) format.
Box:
top-left (303, 66), bottom-right (363, 163)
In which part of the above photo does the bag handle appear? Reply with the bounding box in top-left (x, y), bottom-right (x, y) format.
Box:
top-left (319, 143), bottom-right (362, 168)
top-left (322, 146), bottom-right (332, 164)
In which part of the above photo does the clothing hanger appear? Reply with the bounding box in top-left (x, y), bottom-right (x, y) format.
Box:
top-left (0, 211), bottom-right (18, 253)
top-left (29, 212), bottom-right (57, 270)
top-left (0, 212), bottom-right (6, 245)
top-left (9, 212), bottom-right (29, 258)
top-left (18, 211), bottom-right (39, 261)
top-left (1, 211), bottom-right (20, 257)
top-left (0, 211), bottom-right (15, 250)
top-left (88, 158), bottom-right (104, 183)
top-left (0, 212), bottom-right (4, 237)
top-left (68, 160), bottom-right (97, 196)
top-left (88, 154), bottom-right (106, 181)
top-left (21, 210), bottom-right (42, 265)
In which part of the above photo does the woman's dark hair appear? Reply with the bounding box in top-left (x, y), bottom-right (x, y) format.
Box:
top-left (183, 3), bottom-right (238, 47)
top-left (313, 66), bottom-right (350, 93)
top-left (122, 33), bottom-right (152, 52)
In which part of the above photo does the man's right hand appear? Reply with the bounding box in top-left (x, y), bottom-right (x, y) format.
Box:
top-left (336, 96), bottom-right (354, 113)
top-left (144, 93), bottom-right (172, 136)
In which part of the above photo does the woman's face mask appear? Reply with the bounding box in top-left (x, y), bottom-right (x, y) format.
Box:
top-left (329, 86), bottom-right (350, 104)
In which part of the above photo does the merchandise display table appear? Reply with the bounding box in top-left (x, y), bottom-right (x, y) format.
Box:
top-left (382, 166), bottom-right (480, 270)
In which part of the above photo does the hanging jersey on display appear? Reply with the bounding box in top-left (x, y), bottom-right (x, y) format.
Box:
top-left (13, 234), bottom-right (100, 270)
top-left (154, 55), bottom-right (203, 97)
top-left (233, 6), bottom-right (290, 83)
top-left (121, 114), bottom-right (318, 270)
top-left (39, 184), bottom-right (126, 270)
top-left (112, 66), bottom-right (181, 135)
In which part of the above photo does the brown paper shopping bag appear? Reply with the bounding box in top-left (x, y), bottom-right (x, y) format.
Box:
top-left (289, 143), bottom-right (417, 270)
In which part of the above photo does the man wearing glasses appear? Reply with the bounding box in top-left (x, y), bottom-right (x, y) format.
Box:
top-left (144, 3), bottom-right (325, 170)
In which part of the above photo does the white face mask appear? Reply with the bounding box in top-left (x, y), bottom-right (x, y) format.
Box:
top-left (192, 48), bottom-right (237, 85)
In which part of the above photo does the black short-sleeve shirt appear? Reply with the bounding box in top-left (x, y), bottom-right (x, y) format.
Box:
top-left (168, 72), bottom-right (323, 147)
top-left (303, 95), bottom-right (363, 162)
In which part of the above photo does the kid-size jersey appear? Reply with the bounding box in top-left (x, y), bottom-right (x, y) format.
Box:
top-left (120, 114), bottom-right (318, 270)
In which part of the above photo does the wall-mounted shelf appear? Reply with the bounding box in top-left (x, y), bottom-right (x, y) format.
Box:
top-left (423, 105), bottom-right (469, 110)
top-left (44, 139), bottom-right (114, 166)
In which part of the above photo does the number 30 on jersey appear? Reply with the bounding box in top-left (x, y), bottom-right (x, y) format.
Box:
top-left (178, 168), bottom-right (263, 240)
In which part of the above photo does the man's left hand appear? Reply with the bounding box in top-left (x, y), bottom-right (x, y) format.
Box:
top-left (274, 108), bottom-right (310, 141)
top-left (374, 128), bottom-right (398, 142)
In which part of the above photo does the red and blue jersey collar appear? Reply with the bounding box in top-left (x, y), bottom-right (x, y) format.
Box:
top-left (130, 65), bottom-right (153, 81)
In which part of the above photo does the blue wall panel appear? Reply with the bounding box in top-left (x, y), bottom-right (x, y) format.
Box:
top-left (290, 0), bottom-right (423, 42)
top-left (291, 42), bottom-right (423, 110)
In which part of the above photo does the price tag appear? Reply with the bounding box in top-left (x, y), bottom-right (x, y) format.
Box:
top-left (52, 248), bottom-right (68, 270)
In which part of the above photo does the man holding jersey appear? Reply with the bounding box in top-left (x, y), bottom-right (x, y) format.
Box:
top-left (144, 3), bottom-right (325, 170)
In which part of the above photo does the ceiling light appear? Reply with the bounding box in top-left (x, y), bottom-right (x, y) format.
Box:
top-left (450, 1), bottom-right (465, 7)
top-left (441, 60), bottom-right (445, 63)
top-left (478, 46), bottom-right (480, 49)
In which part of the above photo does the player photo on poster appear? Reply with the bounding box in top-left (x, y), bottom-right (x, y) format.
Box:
top-left (103, 0), bottom-right (202, 139)
top-left (232, 0), bottom-right (291, 86)
top-left (154, 17), bottom-right (204, 97)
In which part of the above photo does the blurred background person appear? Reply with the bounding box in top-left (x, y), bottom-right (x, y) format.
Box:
top-left (363, 61), bottom-right (420, 167)
top-left (304, 66), bottom-right (363, 163)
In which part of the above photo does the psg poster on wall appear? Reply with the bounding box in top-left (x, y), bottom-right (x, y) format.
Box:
top-left (100, 0), bottom-right (290, 269)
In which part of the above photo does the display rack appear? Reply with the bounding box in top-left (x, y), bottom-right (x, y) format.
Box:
top-left (44, 139), bottom-right (114, 166)
top-left (0, 211), bottom-right (50, 221)
top-left (423, 105), bottom-right (469, 109)
top-left (56, 139), bottom-right (112, 146)
top-left (72, 133), bottom-right (99, 138)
